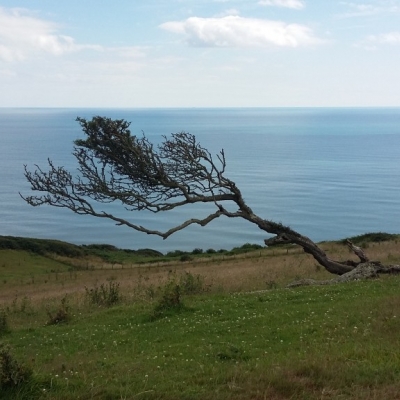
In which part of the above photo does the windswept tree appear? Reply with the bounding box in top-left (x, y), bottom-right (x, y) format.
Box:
top-left (22, 116), bottom-right (400, 286)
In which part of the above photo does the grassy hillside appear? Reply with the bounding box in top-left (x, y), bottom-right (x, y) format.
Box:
top-left (1, 234), bottom-right (400, 399)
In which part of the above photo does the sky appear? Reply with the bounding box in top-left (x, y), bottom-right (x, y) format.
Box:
top-left (1, 0), bottom-right (400, 107)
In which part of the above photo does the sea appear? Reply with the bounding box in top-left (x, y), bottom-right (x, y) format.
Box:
top-left (1, 108), bottom-right (400, 253)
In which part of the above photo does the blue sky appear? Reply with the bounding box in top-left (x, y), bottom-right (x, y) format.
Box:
top-left (1, 0), bottom-right (400, 107)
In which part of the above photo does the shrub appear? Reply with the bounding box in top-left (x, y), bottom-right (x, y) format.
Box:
top-left (179, 271), bottom-right (207, 295)
top-left (151, 282), bottom-right (183, 320)
top-left (150, 272), bottom-right (205, 320)
top-left (231, 243), bottom-right (264, 255)
top-left (0, 310), bottom-right (10, 336)
top-left (46, 297), bottom-right (71, 325)
top-left (0, 343), bottom-right (32, 389)
top-left (9, 296), bottom-right (33, 315)
top-left (136, 248), bottom-right (163, 257)
top-left (166, 250), bottom-right (185, 257)
top-left (342, 232), bottom-right (400, 245)
top-left (180, 254), bottom-right (193, 262)
top-left (192, 248), bottom-right (203, 255)
top-left (85, 282), bottom-right (121, 307)
top-left (157, 282), bottom-right (182, 310)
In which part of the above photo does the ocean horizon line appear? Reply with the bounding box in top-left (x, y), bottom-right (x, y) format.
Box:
top-left (1, 106), bottom-right (400, 110)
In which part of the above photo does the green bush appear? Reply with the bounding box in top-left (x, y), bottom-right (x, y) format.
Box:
top-left (192, 248), bottom-right (203, 255)
top-left (230, 243), bottom-right (264, 255)
top-left (342, 232), bottom-right (400, 245)
top-left (180, 254), bottom-right (193, 262)
top-left (0, 310), bottom-right (10, 336)
top-left (135, 248), bottom-right (163, 257)
top-left (0, 343), bottom-right (32, 389)
top-left (151, 282), bottom-right (183, 320)
top-left (46, 297), bottom-right (71, 325)
top-left (166, 250), bottom-right (186, 257)
top-left (85, 282), bottom-right (121, 307)
top-left (179, 272), bottom-right (207, 295)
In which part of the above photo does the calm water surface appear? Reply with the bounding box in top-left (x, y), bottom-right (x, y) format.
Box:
top-left (1, 108), bottom-right (400, 252)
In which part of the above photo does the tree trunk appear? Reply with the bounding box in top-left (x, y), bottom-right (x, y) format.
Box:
top-left (244, 214), bottom-right (354, 275)
top-left (238, 214), bottom-right (400, 287)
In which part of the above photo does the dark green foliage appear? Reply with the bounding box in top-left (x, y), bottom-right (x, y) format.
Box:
top-left (0, 235), bottom-right (268, 266)
top-left (136, 248), bottom-right (163, 257)
top-left (81, 245), bottom-right (163, 265)
top-left (192, 248), bottom-right (203, 255)
top-left (180, 254), bottom-right (193, 262)
top-left (179, 272), bottom-right (208, 295)
top-left (342, 232), bottom-right (400, 245)
top-left (46, 297), bottom-right (71, 325)
top-left (83, 244), bottom-right (118, 251)
top-left (238, 243), bottom-right (264, 251)
top-left (166, 249), bottom-right (186, 257)
top-left (0, 310), bottom-right (10, 336)
top-left (150, 272), bottom-right (206, 320)
top-left (229, 242), bottom-right (264, 255)
top-left (167, 243), bottom-right (265, 260)
top-left (84, 244), bottom-right (162, 257)
top-left (85, 282), bottom-right (121, 307)
top-left (0, 343), bottom-right (32, 389)
top-left (151, 282), bottom-right (184, 320)
top-left (0, 236), bottom-right (165, 264)
top-left (0, 236), bottom-right (83, 257)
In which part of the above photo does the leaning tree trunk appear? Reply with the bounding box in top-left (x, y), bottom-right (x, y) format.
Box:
top-left (239, 212), bottom-right (400, 287)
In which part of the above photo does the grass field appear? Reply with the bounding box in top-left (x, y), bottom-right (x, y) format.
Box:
top-left (1, 235), bottom-right (400, 399)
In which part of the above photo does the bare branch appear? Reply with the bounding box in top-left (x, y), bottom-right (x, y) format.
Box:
top-left (346, 239), bottom-right (370, 263)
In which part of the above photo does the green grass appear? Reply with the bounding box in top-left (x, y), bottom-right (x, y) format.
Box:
top-left (2, 276), bottom-right (400, 399)
top-left (2, 234), bottom-right (400, 398)
top-left (0, 235), bottom-right (266, 266)
top-left (0, 250), bottom-right (70, 282)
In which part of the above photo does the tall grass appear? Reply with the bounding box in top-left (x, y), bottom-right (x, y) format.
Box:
top-left (1, 236), bottom-right (400, 398)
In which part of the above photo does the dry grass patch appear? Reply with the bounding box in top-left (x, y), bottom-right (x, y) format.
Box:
top-left (2, 238), bottom-right (400, 307)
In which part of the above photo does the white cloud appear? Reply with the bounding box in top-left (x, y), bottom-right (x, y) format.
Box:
top-left (359, 32), bottom-right (400, 50)
top-left (366, 31), bottom-right (400, 44)
top-left (216, 8), bottom-right (240, 17)
top-left (338, 2), bottom-right (400, 18)
top-left (0, 7), bottom-right (99, 62)
top-left (160, 16), bottom-right (322, 48)
top-left (355, 30), bottom-right (400, 50)
top-left (258, 0), bottom-right (305, 9)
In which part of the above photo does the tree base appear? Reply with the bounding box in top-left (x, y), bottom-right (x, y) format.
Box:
top-left (287, 262), bottom-right (400, 288)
